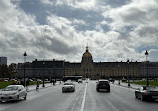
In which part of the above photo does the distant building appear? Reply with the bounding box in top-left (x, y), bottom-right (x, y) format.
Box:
top-left (140, 62), bottom-right (158, 78)
top-left (0, 57), bottom-right (7, 65)
top-left (17, 47), bottom-right (158, 79)
top-left (17, 60), bottom-right (64, 79)
top-left (64, 47), bottom-right (141, 79)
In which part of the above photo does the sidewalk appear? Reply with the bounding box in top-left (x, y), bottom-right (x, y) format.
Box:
top-left (114, 80), bottom-right (142, 89)
top-left (26, 83), bottom-right (53, 92)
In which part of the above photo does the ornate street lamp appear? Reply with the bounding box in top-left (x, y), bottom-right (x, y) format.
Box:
top-left (42, 61), bottom-right (45, 87)
top-left (145, 50), bottom-right (149, 86)
top-left (23, 51), bottom-right (27, 87)
top-left (127, 60), bottom-right (130, 87)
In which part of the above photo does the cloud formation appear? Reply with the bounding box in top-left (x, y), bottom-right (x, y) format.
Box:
top-left (0, 0), bottom-right (158, 64)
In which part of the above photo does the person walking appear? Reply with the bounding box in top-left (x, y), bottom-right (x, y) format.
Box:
top-left (36, 80), bottom-right (39, 90)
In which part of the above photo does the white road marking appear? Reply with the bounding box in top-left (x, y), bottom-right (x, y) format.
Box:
top-left (80, 83), bottom-right (87, 111)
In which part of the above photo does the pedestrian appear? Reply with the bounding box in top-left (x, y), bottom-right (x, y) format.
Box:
top-left (36, 80), bottom-right (39, 90)
top-left (26, 80), bottom-right (29, 90)
top-left (53, 79), bottom-right (55, 85)
top-left (50, 79), bottom-right (52, 84)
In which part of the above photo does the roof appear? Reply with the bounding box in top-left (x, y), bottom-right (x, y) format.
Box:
top-left (8, 85), bottom-right (23, 87)
top-left (98, 79), bottom-right (109, 82)
top-left (82, 51), bottom-right (92, 58)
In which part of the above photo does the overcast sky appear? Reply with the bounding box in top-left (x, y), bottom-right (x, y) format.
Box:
top-left (0, 0), bottom-right (158, 64)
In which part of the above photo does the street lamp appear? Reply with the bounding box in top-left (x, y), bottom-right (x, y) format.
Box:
top-left (145, 50), bottom-right (149, 86)
top-left (23, 51), bottom-right (27, 87)
top-left (127, 60), bottom-right (130, 87)
top-left (42, 61), bottom-right (45, 87)
top-left (118, 65), bottom-right (120, 85)
top-left (112, 68), bottom-right (114, 79)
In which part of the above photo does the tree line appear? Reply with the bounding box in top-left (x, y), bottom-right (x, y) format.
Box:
top-left (0, 63), bottom-right (17, 78)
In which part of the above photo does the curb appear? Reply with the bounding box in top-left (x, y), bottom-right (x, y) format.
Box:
top-left (114, 83), bottom-right (137, 90)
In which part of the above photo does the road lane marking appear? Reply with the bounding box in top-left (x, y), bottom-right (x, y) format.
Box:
top-left (80, 83), bottom-right (87, 111)
top-left (70, 84), bottom-right (85, 111)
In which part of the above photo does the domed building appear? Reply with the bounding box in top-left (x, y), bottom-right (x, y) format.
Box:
top-left (81, 46), bottom-right (93, 63)
top-left (17, 46), bottom-right (157, 80)
top-left (81, 46), bottom-right (94, 78)
top-left (64, 46), bottom-right (141, 79)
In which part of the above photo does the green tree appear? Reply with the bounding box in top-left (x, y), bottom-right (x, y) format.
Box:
top-left (0, 65), bottom-right (9, 78)
top-left (8, 63), bottom-right (17, 78)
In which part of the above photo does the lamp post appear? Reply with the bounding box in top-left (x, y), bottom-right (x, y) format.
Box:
top-left (127, 60), bottom-right (130, 87)
top-left (42, 61), bottom-right (45, 87)
top-left (23, 51), bottom-right (27, 87)
top-left (118, 65), bottom-right (120, 85)
top-left (145, 50), bottom-right (149, 86)
top-left (112, 68), bottom-right (114, 79)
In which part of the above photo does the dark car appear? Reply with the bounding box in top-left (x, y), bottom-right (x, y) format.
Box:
top-left (135, 86), bottom-right (158, 101)
top-left (96, 80), bottom-right (110, 92)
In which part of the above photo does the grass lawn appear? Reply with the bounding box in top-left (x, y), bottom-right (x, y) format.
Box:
top-left (0, 81), bottom-right (50, 89)
top-left (125, 81), bottom-right (158, 86)
top-left (0, 81), bottom-right (14, 89)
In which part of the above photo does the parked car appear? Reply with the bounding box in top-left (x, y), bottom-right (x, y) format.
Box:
top-left (96, 80), bottom-right (110, 92)
top-left (0, 85), bottom-right (27, 102)
top-left (78, 79), bottom-right (83, 83)
top-left (122, 78), bottom-right (127, 82)
top-left (29, 79), bottom-right (34, 82)
top-left (62, 82), bottom-right (75, 93)
top-left (135, 86), bottom-right (158, 101)
top-left (109, 78), bottom-right (115, 83)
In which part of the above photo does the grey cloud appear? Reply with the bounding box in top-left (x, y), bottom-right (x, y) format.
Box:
top-left (35, 36), bottom-right (78, 55)
top-left (120, 8), bottom-right (147, 24)
top-left (104, 0), bottom-right (131, 8)
top-left (1, 0), bottom-right (158, 64)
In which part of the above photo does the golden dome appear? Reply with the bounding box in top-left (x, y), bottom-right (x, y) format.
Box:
top-left (83, 50), bottom-right (92, 58)
top-left (83, 46), bottom-right (92, 57)
top-left (82, 46), bottom-right (93, 62)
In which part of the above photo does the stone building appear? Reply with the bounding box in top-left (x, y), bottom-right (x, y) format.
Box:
top-left (64, 47), bottom-right (141, 79)
top-left (17, 60), bottom-right (64, 79)
top-left (17, 47), bottom-right (158, 79)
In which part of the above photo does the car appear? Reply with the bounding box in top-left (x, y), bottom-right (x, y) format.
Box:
top-left (37, 79), bottom-right (42, 82)
top-left (135, 86), bottom-right (158, 101)
top-left (108, 78), bottom-right (115, 83)
top-left (96, 80), bottom-right (110, 92)
top-left (62, 82), bottom-right (75, 93)
top-left (29, 79), bottom-right (34, 82)
top-left (4, 79), bottom-right (9, 82)
top-left (78, 79), bottom-right (83, 83)
top-left (0, 85), bottom-right (27, 102)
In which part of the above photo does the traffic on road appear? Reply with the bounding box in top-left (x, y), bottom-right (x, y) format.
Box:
top-left (0, 80), bottom-right (158, 111)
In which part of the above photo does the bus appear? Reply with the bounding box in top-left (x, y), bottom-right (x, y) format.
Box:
top-left (62, 76), bottom-right (82, 82)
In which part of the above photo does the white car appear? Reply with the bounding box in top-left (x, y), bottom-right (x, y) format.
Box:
top-left (0, 85), bottom-right (27, 102)
top-left (62, 82), bottom-right (75, 93)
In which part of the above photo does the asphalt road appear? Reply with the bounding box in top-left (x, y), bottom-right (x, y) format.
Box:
top-left (1, 81), bottom-right (158, 111)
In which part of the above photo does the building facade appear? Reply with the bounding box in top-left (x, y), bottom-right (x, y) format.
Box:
top-left (17, 47), bottom-right (158, 79)
top-left (64, 47), bottom-right (141, 79)
top-left (17, 59), bottom-right (64, 79)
